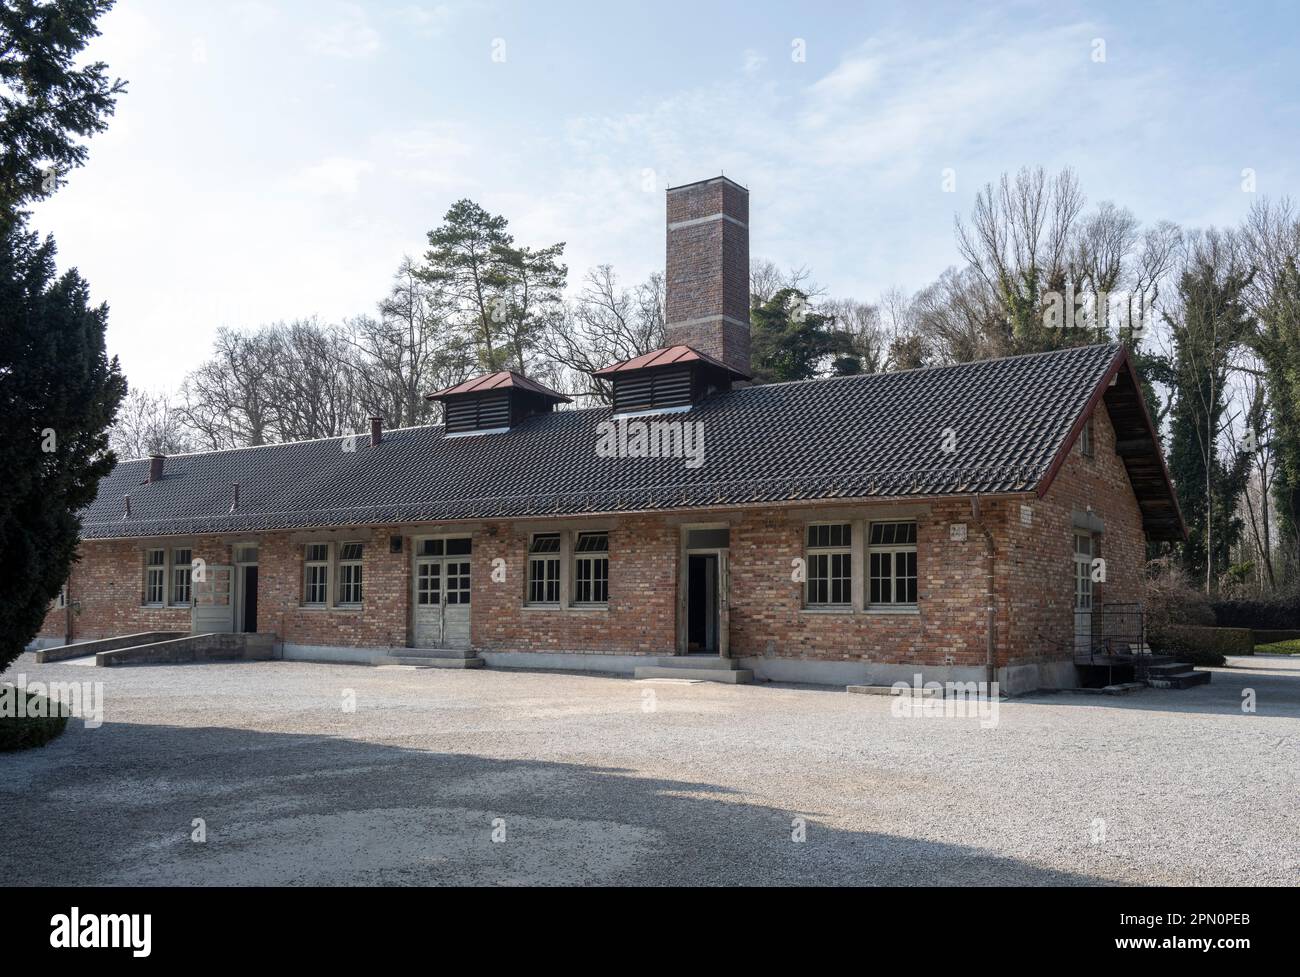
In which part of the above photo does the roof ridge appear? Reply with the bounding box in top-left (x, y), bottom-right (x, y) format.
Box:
top-left (755, 341), bottom-right (1121, 390)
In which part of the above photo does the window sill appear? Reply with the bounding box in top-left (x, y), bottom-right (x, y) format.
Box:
top-left (523, 603), bottom-right (562, 611)
top-left (569, 604), bottom-right (610, 612)
top-left (865, 605), bottom-right (919, 615)
top-left (801, 606), bottom-right (853, 615)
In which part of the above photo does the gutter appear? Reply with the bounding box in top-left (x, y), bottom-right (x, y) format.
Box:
top-left (970, 495), bottom-right (997, 688)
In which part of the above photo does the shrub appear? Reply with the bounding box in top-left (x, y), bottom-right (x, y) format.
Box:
top-left (1212, 592), bottom-right (1300, 630)
top-left (1153, 625), bottom-right (1253, 666)
top-left (1143, 558), bottom-right (1215, 636)
top-left (0, 689), bottom-right (70, 752)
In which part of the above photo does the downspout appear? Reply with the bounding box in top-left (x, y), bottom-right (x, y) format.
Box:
top-left (971, 495), bottom-right (997, 688)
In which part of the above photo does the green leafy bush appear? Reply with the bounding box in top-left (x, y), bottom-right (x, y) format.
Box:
top-left (0, 690), bottom-right (70, 752)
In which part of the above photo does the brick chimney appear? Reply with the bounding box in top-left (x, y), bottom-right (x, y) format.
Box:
top-left (148, 453), bottom-right (165, 483)
top-left (664, 176), bottom-right (751, 377)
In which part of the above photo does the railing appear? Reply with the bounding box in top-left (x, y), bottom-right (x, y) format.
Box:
top-left (1075, 602), bottom-right (1155, 680)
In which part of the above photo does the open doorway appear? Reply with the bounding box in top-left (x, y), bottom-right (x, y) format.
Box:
top-left (240, 566), bottom-right (259, 633)
top-left (235, 545), bottom-right (259, 634)
top-left (687, 553), bottom-right (718, 654)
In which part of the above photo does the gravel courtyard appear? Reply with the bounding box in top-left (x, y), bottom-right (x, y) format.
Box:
top-left (3, 653), bottom-right (1298, 886)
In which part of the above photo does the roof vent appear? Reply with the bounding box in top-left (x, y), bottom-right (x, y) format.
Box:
top-left (122, 494), bottom-right (131, 518)
top-left (426, 371), bottom-right (570, 436)
top-left (592, 344), bottom-right (748, 415)
top-left (229, 482), bottom-right (240, 513)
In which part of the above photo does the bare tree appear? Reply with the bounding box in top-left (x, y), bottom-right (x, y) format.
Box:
top-left (264, 319), bottom-right (366, 441)
top-left (545, 266), bottom-right (666, 403)
top-left (955, 166), bottom-right (1085, 352)
top-left (750, 259), bottom-right (821, 306)
top-left (348, 257), bottom-right (474, 428)
top-left (109, 388), bottom-right (194, 459)
top-left (821, 297), bottom-right (888, 373)
top-left (180, 327), bottom-right (280, 449)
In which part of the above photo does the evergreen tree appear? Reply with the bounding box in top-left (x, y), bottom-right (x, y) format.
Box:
top-left (1, 0), bottom-right (125, 210)
top-left (750, 288), bottom-right (852, 384)
top-left (1, 222), bottom-right (126, 670)
top-left (1252, 260), bottom-right (1300, 575)
top-left (420, 199), bottom-right (514, 372)
top-left (0, 0), bottom-right (126, 671)
top-left (1164, 257), bottom-right (1255, 592)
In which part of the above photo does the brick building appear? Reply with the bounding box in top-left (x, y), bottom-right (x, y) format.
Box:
top-left (34, 176), bottom-right (1184, 691)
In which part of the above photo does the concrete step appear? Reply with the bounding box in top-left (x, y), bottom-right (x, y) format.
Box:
top-left (1146, 661), bottom-right (1194, 676)
top-left (1148, 670), bottom-right (1211, 690)
top-left (647, 656), bottom-right (746, 670)
top-left (400, 648), bottom-right (479, 660)
top-left (376, 654), bottom-right (484, 669)
top-left (634, 665), bottom-right (753, 684)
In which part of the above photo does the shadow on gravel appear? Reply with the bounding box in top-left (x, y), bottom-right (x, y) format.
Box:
top-left (1, 720), bottom-right (1113, 887)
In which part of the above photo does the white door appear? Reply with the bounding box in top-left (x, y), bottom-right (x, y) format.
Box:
top-left (411, 538), bottom-right (472, 650)
top-left (1073, 533), bottom-right (1093, 653)
top-left (413, 557), bottom-right (442, 647)
top-left (192, 564), bottom-right (235, 633)
top-left (717, 550), bottom-right (730, 659)
top-left (441, 559), bottom-right (471, 649)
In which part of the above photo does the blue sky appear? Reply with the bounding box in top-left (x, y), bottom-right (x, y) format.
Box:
top-left (31, 0), bottom-right (1300, 391)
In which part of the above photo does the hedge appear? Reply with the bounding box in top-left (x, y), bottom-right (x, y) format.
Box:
top-left (1213, 598), bottom-right (1300, 630)
top-left (1253, 629), bottom-right (1300, 645)
top-left (0, 690), bottom-right (70, 752)
top-left (1150, 625), bottom-right (1254, 666)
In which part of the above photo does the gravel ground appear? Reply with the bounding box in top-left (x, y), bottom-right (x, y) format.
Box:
top-left (2, 652), bottom-right (1298, 886)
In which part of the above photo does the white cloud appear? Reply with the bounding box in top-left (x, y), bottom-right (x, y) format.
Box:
top-left (305, 3), bottom-right (381, 59)
top-left (394, 3), bottom-right (454, 37)
top-left (294, 157), bottom-right (375, 194)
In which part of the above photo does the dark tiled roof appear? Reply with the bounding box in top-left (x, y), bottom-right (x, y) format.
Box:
top-left (426, 370), bottom-right (570, 401)
top-left (79, 343), bottom-right (1176, 540)
top-left (592, 344), bottom-right (748, 378)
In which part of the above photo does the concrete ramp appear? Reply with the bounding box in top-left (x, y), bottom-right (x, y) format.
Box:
top-left (34, 632), bottom-right (188, 664)
top-left (95, 632), bottom-right (275, 667)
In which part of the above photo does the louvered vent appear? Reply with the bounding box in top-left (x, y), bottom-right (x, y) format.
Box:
top-left (612, 366), bottom-right (693, 414)
top-left (445, 392), bottom-right (511, 433)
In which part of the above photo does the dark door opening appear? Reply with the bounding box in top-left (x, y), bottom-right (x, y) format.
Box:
top-left (242, 566), bottom-right (258, 633)
top-left (687, 554), bottom-right (718, 653)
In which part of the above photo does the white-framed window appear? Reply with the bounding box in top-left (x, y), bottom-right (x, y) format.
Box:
top-left (528, 533), bottom-right (561, 604)
top-left (304, 542), bottom-right (330, 605)
top-left (144, 548), bottom-right (166, 605)
top-left (868, 521), bottom-right (917, 605)
top-left (337, 541), bottom-right (364, 605)
top-left (806, 522), bottom-right (852, 606)
top-left (1079, 417), bottom-right (1094, 457)
top-left (172, 548), bottom-right (193, 605)
top-left (572, 531), bottom-right (609, 605)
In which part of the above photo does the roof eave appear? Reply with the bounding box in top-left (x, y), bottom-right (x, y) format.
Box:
top-left (1033, 345), bottom-right (1187, 542)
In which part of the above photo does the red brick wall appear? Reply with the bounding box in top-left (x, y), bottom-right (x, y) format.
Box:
top-left (1002, 402), bottom-right (1147, 664)
top-left (727, 500), bottom-right (1016, 667)
top-left (39, 538), bottom-right (229, 642)
top-left (38, 405), bottom-right (1148, 667)
top-left (474, 516), bottom-right (677, 655)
